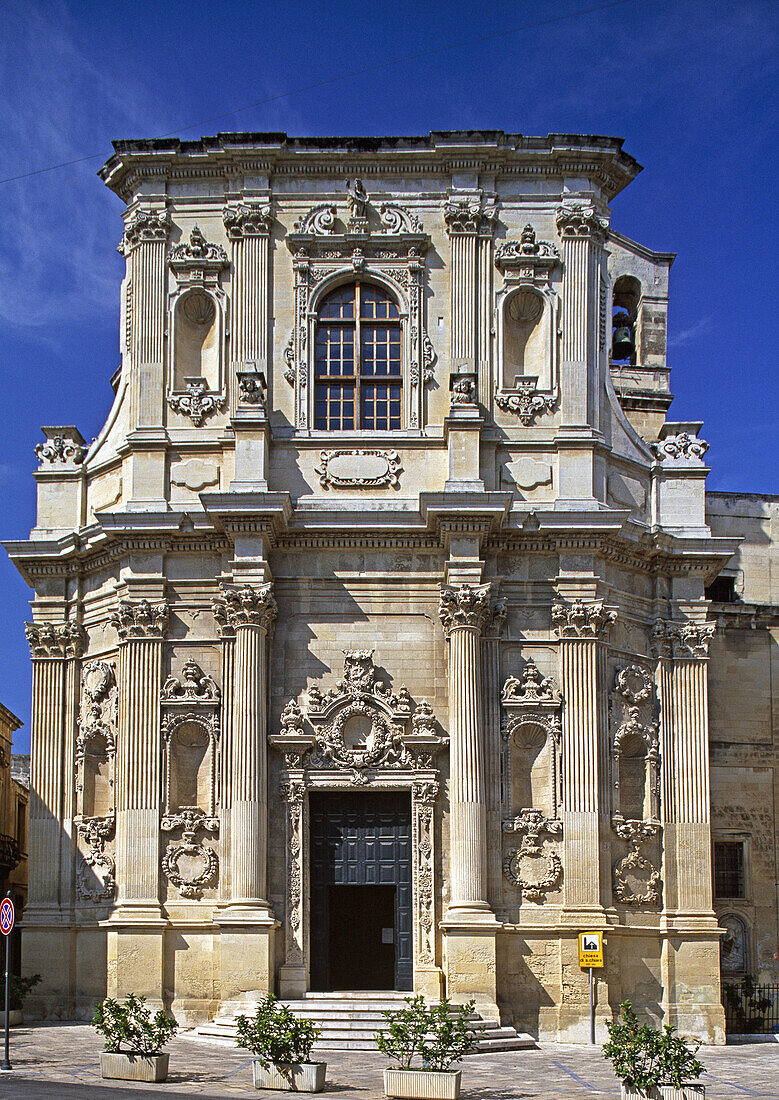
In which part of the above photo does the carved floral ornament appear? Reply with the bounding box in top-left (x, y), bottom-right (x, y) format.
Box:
top-left (650, 432), bottom-right (710, 462)
top-left (495, 379), bottom-right (556, 425)
top-left (34, 434), bottom-right (86, 466)
top-left (610, 664), bottom-right (660, 824)
top-left (438, 583), bottom-right (494, 637)
top-left (76, 816), bottom-right (115, 903)
top-left (551, 599), bottom-right (617, 640)
top-left (168, 225), bottom-right (228, 280)
top-left (443, 195), bottom-right (497, 236)
top-left (222, 201), bottom-right (274, 238)
top-left (495, 225), bottom-right (560, 281)
top-left (270, 650), bottom-right (445, 781)
top-left (211, 582), bottom-right (277, 637)
top-left (25, 620), bottom-right (86, 659)
top-left (502, 659), bottom-right (561, 707)
top-left (120, 208), bottom-right (170, 252)
top-left (652, 618), bottom-right (716, 659)
top-left (76, 660), bottom-right (117, 766)
top-left (110, 599), bottom-right (169, 641)
top-left (555, 201), bottom-right (608, 244)
top-left (161, 660), bottom-right (220, 705)
top-left (167, 377), bottom-right (225, 426)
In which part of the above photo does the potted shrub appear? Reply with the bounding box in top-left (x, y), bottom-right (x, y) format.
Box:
top-left (0, 973), bottom-right (40, 1026)
top-left (235, 994), bottom-right (325, 1093)
top-left (377, 995), bottom-right (475, 1100)
top-left (92, 993), bottom-right (178, 1082)
top-left (603, 1000), bottom-right (706, 1099)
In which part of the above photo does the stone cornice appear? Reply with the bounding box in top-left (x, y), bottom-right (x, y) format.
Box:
top-left (110, 599), bottom-right (169, 641)
top-left (438, 582), bottom-right (493, 636)
top-left (211, 582), bottom-right (276, 636)
top-left (99, 132), bottom-right (642, 203)
top-left (25, 620), bottom-right (86, 659)
top-left (551, 599), bottom-right (616, 640)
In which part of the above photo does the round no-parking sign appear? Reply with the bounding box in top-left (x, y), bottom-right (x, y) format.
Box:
top-left (0, 899), bottom-right (14, 936)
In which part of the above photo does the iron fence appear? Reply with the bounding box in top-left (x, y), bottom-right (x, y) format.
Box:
top-left (724, 978), bottom-right (779, 1035)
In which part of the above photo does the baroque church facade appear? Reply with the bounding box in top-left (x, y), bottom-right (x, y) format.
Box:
top-left (7, 131), bottom-right (778, 1043)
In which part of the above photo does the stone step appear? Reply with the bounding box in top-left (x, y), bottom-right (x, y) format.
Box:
top-left (192, 995), bottom-right (536, 1055)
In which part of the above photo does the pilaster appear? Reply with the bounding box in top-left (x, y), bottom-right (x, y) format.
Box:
top-left (444, 194), bottom-right (496, 399)
top-left (439, 582), bottom-right (500, 1020)
top-left (108, 598), bottom-right (168, 1005)
top-left (655, 618), bottom-right (725, 1042)
top-left (120, 206), bottom-right (169, 509)
top-left (24, 619), bottom-right (85, 1016)
top-left (223, 201), bottom-right (273, 410)
top-left (211, 581), bottom-right (278, 1006)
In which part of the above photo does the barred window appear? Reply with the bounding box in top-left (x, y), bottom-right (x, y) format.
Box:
top-left (314, 282), bottom-right (402, 430)
top-left (715, 841), bottom-right (745, 898)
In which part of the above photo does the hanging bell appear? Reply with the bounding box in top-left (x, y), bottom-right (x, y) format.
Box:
top-left (612, 312), bottom-right (635, 361)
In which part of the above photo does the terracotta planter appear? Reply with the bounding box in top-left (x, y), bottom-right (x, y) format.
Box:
top-left (384, 1068), bottom-right (462, 1100)
top-left (621, 1085), bottom-right (705, 1100)
top-left (0, 1010), bottom-right (23, 1027)
top-left (100, 1051), bottom-right (170, 1082)
top-left (252, 1060), bottom-right (327, 1092)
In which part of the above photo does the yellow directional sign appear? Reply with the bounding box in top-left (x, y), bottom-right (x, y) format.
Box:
top-left (579, 931), bottom-right (604, 968)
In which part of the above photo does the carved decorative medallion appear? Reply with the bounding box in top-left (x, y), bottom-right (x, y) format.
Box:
top-left (612, 820), bottom-right (662, 905)
top-left (76, 816), bottom-right (115, 903)
top-left (314, 449), bottom-right (403, 490)
top-left (161, 809), bottom-right (219, 899)
top-left (502, 810), bottom-right (563, 902)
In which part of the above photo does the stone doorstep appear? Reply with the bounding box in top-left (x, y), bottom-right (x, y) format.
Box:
top-left (192, 995), bottom-right (536, 1054)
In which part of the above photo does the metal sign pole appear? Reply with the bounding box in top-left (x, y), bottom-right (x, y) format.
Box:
top-left (2, 892), bottom-right (11, 1071)
top-left (589, 966), bottom-right (595, 1045)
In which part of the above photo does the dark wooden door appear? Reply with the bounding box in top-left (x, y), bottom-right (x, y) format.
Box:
top-left (309, 791), bottom-right (413, 991)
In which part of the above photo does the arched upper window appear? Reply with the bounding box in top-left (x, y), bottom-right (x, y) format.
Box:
top-left (314, 282), bottom-right (402, 430)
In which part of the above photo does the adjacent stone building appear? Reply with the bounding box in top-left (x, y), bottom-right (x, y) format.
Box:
top-left (5, 131), bottom-right (776, 1042)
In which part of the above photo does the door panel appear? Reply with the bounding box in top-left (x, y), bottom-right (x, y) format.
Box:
top-left (309, 791), bottom-right (413, 991)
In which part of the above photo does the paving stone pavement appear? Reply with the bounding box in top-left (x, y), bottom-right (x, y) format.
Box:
top-left (0, 1025), bottom-right (778, 1098)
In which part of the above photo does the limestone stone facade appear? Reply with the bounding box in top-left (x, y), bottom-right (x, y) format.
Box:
top-left (5, 131), bottom-right (774, 1042)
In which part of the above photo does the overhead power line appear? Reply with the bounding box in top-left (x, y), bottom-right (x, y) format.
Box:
top-left (0, 0), bottom-right (635, 186)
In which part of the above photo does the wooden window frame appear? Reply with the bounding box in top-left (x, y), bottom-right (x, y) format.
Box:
top-left (314, 281), bottom-right (403, 431)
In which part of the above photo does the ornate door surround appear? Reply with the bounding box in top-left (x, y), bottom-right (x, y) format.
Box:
top-left (270, 651), bottom-right (446, 998)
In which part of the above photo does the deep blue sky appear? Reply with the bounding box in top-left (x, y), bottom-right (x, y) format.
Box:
top-left (1, 0), bottom-right (777, 750)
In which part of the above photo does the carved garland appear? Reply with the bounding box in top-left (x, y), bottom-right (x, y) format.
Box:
top-left (612, 820), bottom-right (662, 906)
top-left (76, 816), bottom-right (116, 903)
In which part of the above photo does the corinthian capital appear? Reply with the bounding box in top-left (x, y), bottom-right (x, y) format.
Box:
top-left (110, 599), bottom-right (169, 640)
top-left (121, 208), bottom-right (170, 251)
top-left (438, 583), bottom-right (492, 637)
top-left (653, 618), bottom-right (715, 659)
top-left (555, 202), bottom-right (608, 244)
top-left (552, 599), bottom-right (616, 640)
top-left (223, 201), bottom-right (274, 239)
top-left (25, 620), bottom-right (86, 659)
top-left (443, 196), bottom-right (496, 237)
top-left (212, 582), bottom-right (277, 634)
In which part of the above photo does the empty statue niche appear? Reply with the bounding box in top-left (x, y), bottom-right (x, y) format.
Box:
top-left (79, 732), bottom-right (115, 819)
top-left (502, 288), bottom-right (547, 389)
top-left (173, 289), bottom-right (219, 391)
top-left (611, 275), bottom-right (641, 364)
top-left (616, 732), bottom-right (651, 821)
top-left (163, 715), bottom-right (219, 817)
top-left (509, 720), bottom-right (558, 819)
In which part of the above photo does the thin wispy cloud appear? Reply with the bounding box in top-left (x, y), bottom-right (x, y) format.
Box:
top-left (668, 317), bottom-right (711, 349)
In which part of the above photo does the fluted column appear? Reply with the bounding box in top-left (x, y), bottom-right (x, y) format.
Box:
top-left (552, 599), bottom-right (615, 913)
top-left (212, 582), bottom-right (276, 911)
top-left (555, 202), bottom-right (607, 428)
top-left (25, 621), bottom-right (85, 914)
top-left (111, 600), bottom-right (168, 912)
top-left (482, 599), bottom-right (506, 909)
top-left (121, 208), bottom-right (169, 427)
top-left (654, 618), bottom-right (724, 1041)
top-left (439, 583), bottom-right (493, 914)
top-left (223, 201), bottom-right (273, 405)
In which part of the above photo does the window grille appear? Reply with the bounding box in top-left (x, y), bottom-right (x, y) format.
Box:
top-left (314, 282), bottom-right (402, 430)
top-left (715, 840), bottom-right (745, 898)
